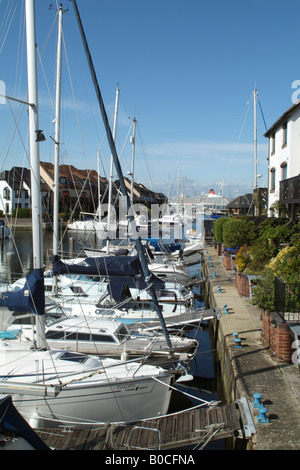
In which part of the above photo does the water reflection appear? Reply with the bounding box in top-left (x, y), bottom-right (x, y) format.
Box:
top-left (0, 228), bottom-right (111, 279)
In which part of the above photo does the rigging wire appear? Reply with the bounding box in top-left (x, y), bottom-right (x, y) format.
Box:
top-left (0, 0), bottom-right (18, 55)
top-left (221, 92), bottom-right (253, 188)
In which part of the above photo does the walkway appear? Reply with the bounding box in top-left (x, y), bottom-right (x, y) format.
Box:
top-left (204, 244), bottom-right (300, 450)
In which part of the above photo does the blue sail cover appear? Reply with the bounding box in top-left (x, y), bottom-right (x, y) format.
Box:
top-left (52, 255), bottom-right (165, 303)
top-left (0, 268), bottom-right (45, 315)
top-left (107, 275), bottom-right (164, 303)
top-left (53, 254), bottom-right (144, 277)
top-left (0, 395), bottom-right (50, 450)
top-left (146, 238), bottom-right (182, 252)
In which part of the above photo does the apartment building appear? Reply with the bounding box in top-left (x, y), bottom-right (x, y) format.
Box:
top-left (264, 100), bottom-right (300, 218)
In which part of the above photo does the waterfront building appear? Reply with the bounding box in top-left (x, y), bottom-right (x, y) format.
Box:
top-left (0, 167), bottom-right (31, 215)
top-left (264, 100), bottom-right (300, 219)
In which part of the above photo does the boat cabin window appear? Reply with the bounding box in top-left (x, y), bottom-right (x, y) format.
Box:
top-left (58, 351), bottom-right (87, 363)
top-left (91, 333), bottom-right (116, 343)
top-left (70, 286), bottom-right (88, 296)
top-left (46, 330), bottom-right (116, 343)
top-left (46, 330), bottom-right (65, 340)
top-left (115, 324), bottom-right (129, 341)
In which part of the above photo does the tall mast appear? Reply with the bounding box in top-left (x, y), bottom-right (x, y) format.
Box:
top-left (25, 0), bottom-right (46, 347)
top-left (97, 150), bottom-right (101, 220)
top-left (106, 84), bottom-right (120, 254)
top-left (254, 88), bottom-right (258, 190)
top-left (130, 117), bottom-right (137, 204)
top-left (71, 0), bottom-right (173, 352)
top-left (52, 4), bottom-right (64, 294)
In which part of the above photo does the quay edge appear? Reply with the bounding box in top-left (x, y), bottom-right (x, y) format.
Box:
top-left (203, 243), bottom-right (300, 450)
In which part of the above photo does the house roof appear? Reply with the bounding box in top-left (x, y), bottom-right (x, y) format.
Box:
top-left (0, 167), bottom-right (31, 189)
top-left (264, 100), bottom-right (300, 137)
top-left (40, 161), bottom-right (108, 191)
top-left (116, 177), bottom-right (167, 203)
top-left (226, 193), bottom-right (253, 209)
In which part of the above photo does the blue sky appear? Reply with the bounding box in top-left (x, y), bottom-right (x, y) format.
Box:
top-left (1, 0), bottom-right (300, 198)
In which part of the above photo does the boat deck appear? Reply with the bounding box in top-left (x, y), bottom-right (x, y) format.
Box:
top-left (136, 308), bottom-right (219, 330)
top-left (36, 397), bottom-right (255, 450)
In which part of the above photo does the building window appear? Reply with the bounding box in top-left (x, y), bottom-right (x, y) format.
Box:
top-left (59, 177), bottom-right (67, 184)
top-left (281, 162), bottom-right (287, 180)
top-left (282, 123), bottom-right (287, 147)
top-left (3, 187), bottom-right (10, 200)
top-left (271, 134), bottom-right (275, 154)
top-left (270, 167), bottom-right (276, 191)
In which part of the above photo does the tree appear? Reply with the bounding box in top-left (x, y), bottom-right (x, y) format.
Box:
top-left (213, 217), bottom-right (228, 243)
top-left (222, 217), bottom-right (256, 249)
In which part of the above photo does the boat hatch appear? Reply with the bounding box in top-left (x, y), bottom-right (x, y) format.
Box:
top-left (58, 351), bottom-right (89, 363)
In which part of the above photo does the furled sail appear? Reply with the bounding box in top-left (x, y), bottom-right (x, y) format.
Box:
top-left (0, 268), bottom-right (45, 315)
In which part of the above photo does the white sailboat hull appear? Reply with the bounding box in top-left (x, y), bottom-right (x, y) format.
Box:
top-left (0, 346), bottom-right (174, 429)
top-left (67, 220), bottom-right (108, 232)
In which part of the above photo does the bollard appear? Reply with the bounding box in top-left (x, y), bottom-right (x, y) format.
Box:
top-left (252, 393), bottom-right (262, 408)
top-left (257, 406), bottom-right (269, 423)
top-left (207, 256), bottom-right (210, 261)
top-left (234, 338), bottom-right (242, 349)
top-left (232, 332), bottom-right (239, 340)
top-left (224, 307), bottom-right (229, 315)
top-left (212, 272), bottom-right (216, 278)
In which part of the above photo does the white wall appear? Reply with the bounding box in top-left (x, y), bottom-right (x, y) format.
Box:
top-left (267, 104), bottom-right (300, 215)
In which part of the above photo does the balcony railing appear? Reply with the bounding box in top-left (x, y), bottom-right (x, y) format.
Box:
top-left (274, 276), bottom-right (300, 322)
top-left (279, 175), bottom-right (300, 204)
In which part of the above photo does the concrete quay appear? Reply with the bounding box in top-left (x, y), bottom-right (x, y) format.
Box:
top-left (203, 244), bottom-right (300, 450)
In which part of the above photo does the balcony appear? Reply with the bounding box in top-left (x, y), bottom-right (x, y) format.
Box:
top-left (279, 175), bottom-right (300, 204)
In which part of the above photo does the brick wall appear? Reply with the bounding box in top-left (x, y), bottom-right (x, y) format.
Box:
top-left (216, 243), bottom-right (222, 256)
top-left (236, 272), bottom-right (250, 297)
top-left (261, 310), bottom-right (295, 363)
top-left (223, 252), bottom-right (234, 270)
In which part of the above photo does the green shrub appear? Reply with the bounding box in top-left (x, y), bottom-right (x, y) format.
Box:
top-left (213, 217), bottom-right (228, 243)
top-left (12, 208), bottom-right (32, 218)
top-left (251, 236), bottom-right (300, 312)
top-left (248, 218), bottom-right (296, 272)
top-left (222, 217), bottom-right (256, 249)
top-left (251, 270), bottom-right (275, 313)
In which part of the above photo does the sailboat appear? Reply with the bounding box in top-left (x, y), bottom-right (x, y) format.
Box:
top-left (0, 0), bottom-right (178, 429)
top-left (66, 84), bottom-right (120, 236)
top-left (5, 315), bottom-right (198, 365)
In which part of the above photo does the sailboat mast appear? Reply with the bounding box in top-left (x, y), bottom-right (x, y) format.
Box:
top-left (97, 150), bottom-right (101, 220)
top-left (254, 88), bottom-right (258, 190)
top-left (130, 117), bottom-right (136, 204)
top-left (26, 0), bottom-right (42, 269)
top-left (71, 0), bottom-right (173, 352)
top-left (106, 84), bottom-right (120, 253)
top-left (25, 0), bottom-right (46, 348)
top-left (53, 5), bottom-right (64, 262)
